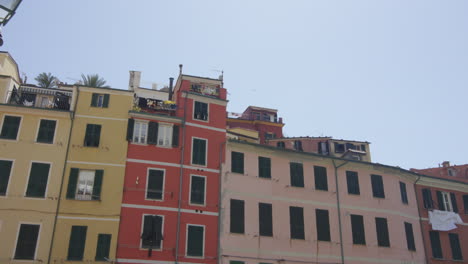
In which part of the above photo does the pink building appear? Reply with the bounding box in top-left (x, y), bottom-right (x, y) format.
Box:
top-left (220, 140), bottom-right (426, 264)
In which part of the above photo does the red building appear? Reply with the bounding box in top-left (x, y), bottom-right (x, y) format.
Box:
top-left (411, 162), bottom-right (468, 263)
top-left (117, 70), bottom-right (227, 264)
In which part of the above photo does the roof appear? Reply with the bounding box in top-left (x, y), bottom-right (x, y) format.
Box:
top-left (246, 106), bottom-right (278, 113)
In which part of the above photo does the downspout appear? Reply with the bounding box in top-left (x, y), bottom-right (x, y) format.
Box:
top-left (175, 91), bottom-right (189, 264)
top-left (332, 159), bottom-right (348, 264)
top-left (216, 141), bottom-right (226, 264)
top-left (413, 174), bottom-right (429, 264)
top-left (47, 86), bottom-right (79, 264)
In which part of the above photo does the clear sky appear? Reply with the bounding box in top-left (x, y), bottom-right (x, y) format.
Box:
top-left (4, 0), bottom-right (467, 169)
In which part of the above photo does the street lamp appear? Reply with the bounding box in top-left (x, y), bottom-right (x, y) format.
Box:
top-left (0, 0), bottom-right (23, 46)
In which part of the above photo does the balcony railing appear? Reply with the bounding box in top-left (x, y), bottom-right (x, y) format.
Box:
top-left (135, 97), bottom-right (176, 113)
top-left (7, 86), bottom-right (72, 110)
top-left (190, 84), bottom-right (220, 98)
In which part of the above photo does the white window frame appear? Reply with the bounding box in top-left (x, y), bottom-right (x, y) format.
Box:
top-left (12, 222), bottom-right (42, 261)
top-left (139, 214), bottom-right (164, 251)
top-left (132, 120), bottom-right (148, 144)
top-left (191, 137), bottom-right (208, 167)
top-left (0, 158), bottom-right (14, 198)
top-left (189, 175), bottom-right (206, 206)
top-left (185, 224), bottom-right (205, 258)
top-left (193, 101), bottom-right (209, 122)
top-left (145, 168), bottom-right (165, 201)
top-left (75, 170), bottom-right (95, 201)
top-left (0, 114), bottom-right (23, 141)
top-left (157, 123), bottom-right (173, 147)
top-left (441, 191), bottom-right (453, 211)
top-left (23, 161), bottom-right (52, 200)
top-left (35, 118), bottom-right (58, 144)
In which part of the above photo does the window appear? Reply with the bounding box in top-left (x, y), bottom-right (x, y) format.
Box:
top-left (157, 123), bottom-right (173, 147)
top-left (25, 162), bottom-right (50, 198)
top-left (230, 261), bottom-right (244, 264)
top-left (230, 199), bottom-right (244, 234)
top-left (276, 141), bottom-right (285, 148)
top-left (14, 224), bottom-right (40, 260)
top-left (448, 168), bottom-right (457, 177)
top-left (371, 174), bottom-right (385, 198)
top-left (264, 132), bottom-right (275, 139)
top-left (0, 160), bottom-right (13, 196)
top-left (360, 144), bottom-right (366, 152)
top-left (40, 96), bottom-right (49, 107)
top-left (404, 222), bottom-right (416, 251)
top-left (66, 168), bottom-right (103, 200)
top-left (289, 206), bottom-right (304, 239)
top-left (346, 171), bottom-right (360, 195)
top-left (192, 138), bottom-right (207, 166)
top-left (190, 175), bottom-right (205, 205)
top-left (36, 119), bottom-right (56, 143)
top-left (422, 188), bottom-right (434, 209)
top-left (91, 93), bottom-right (109, 108)
top-left (186, 225), bottom-right (204, 257)
top-left (258, 157), bottom-right (271, 179)
top-left (84, 124), bottom-right (101, 147)
top-left (375, 217), bottom-right (390, 247)
top-left (259, 203), bottom-right (273, 237)
top-left (318, 142), bottom-right (329, 155)
top-left (132, 120), bottom-right (148, 144)
top-left (449, 233), bottom-right (463, 260)
top-left (231, 151), bottom-right (244, 174)
top-left (351, 214), bottom-right (366, 245)
top-left (293, 140), bottom-right (303, 151)
top-left (146, 169), bottom-right (164, 200)
top-left (429, 231), bottom-right (443, 259)
top-left (463, 195), bottom-right (468, 214)
top-left (334, 143), bottom-right (345, 153)
top-left (67, 226), bottom-right (87, 261)
top-left (95, 234), bottom-right (111, 261)
top-left (141, 215), bottom-right (163, 249)
top-left (314, 166), bottom-right (328, 191)
top-left (194, 101), bottom-right (208, 121)
top-left (290, 162), bottom-right (304, 187)
top-left (400, 181), bottom-right (408, 204)
top-left (437, 191), bottom-right (458, 212)
top-left (316, 209), bottom-right (331, 241)
top-left (0, 115), bottom-right (21, 140)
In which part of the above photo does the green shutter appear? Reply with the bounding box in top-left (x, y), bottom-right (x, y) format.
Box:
top-left (102, 94), bottom-right (110, 108)
top-left (126, 119), bottom-right (134, 141)
top-left (67, 168), bottom-right (79, 199)
top-left (147, 170), bottom-right (164, 200)
top-left (147, 122), bottom-right (159, 145)
top-left (258, 157), bottom-right (271, 178)
top-left (172, 125), bottom-right (179, 147)
top-left (0, 116), bottom-right (21, 140)
top-left (37, 120), bottom-right (56, 143)
top-left (92, 170), bottom-right (103, 200)
top-left (231, 152), bottom-right (244, 174)
top-left (192, 139), bottom-right (206, 165)
top-left (25, 163), bottom-right (50, 197)
top-left (91, 93), bottom-right (98, 106)
top-left (67, 226), bottom-right (87, 260)
top-left (85, 124), bottom-right (101, 147)
top-left (187, 225), bottom-right (204, 256)
top-left (95, 234), bottom-right (111, 261)
top-left (0, 160), bottom-right (13, 195)
top-left (190, 176), bottom-right (205, 204)
top-left (14, 224), bottom-right (40, 260)
top-left (314, 166), bottom-right (328, 191)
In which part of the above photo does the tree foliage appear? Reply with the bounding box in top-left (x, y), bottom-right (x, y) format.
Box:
top-left (80, 74), bottom-right (110, 88)
top-left (35, 72), bottom-right (58, 88)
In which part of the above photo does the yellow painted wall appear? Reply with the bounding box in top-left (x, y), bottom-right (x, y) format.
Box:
top-left (0, 52), bottom-right (21, 104)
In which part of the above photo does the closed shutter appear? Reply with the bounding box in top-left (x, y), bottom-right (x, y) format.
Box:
top-left (66, 168), bottom-right (79, 199)
top-left (172, 125), bottom-right (179, 147)
top-left (346, 171), bottom-right (360, 195)
top-left (147, 170), bottom-right (164, 200)
top-left (450, 193), bottom-right (458, 213)
top-left (231, 151), bottom-right (244, 174)
top-left (400, 181), bottom-right (408, 204)
top-left (147, 122), bottom-right (159, 145)
top-left (126, 119), bottom-right (134, 141)
top-left (190, 176), bottom-right (205, 205)
top-left (258, 157), bottom-right (271, 179)
top-left (230, 261), bottom-right (245, 264)
top-left (422, 188), bottom-right (433, 209)
top-left (259, 203), bottom-right (273, 237)
top-left (371, 174), bottom-right (385, 198)
top-left (0, 160), bottom-right (13, 195)
top-left (141, 215), bottom-right (163, 249)
top-left (37, 120), bottom-right (56, 143)
top-left (14, 224), bottom-right (40, 260)
top-left (192, 139), bottom-right (206, 165)
top-left (26, 163), bottom-right (50, 197)
top-left (436, 191), bottom-right (444, 210)
top-left (351, 214), bottom-right (366, 245)
top-left (91, 93), bottom-right (99, 106)
top-left (314, 166), bottom-right (328, 191)
top-left (102, 94), bottom-right (110, 107)
top-left (95, 234), bottom-right (111, 261)
top-left (92, 170), bottom-right (103, 200)
top-left (84, 124), bottom-right (101, 147)
top-left (0, 116), bottom-right (21, 139)
top-left (67, 226), bottom-right (87, 260)
top-left (187, 225), bottom-right (204, 256)
top-left (289, 206), bottom-right (304, 239)
top-left (230, 199), bottom-right (244, 234)
top-left (316, 209), bottom-right (331, 241)
top-left (449, 233), bottom-right (463, 260)
top-left (290, 163), bottom-right (304, 187)
top-left (463, 195), bottom-right (468, 214)
top-left (375, 217), bottom-right (390, 247)
top-left (404, 222), bottom-right (416, 251)
top-left (429, 231), bottom-right (443, 259)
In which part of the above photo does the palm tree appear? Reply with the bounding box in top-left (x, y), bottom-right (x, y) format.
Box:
top-left (80, 74), bottom-right (110, 88)
top-left (35, 72), bottom-right (58, 88)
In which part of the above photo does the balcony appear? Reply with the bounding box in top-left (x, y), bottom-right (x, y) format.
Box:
top-left (6, 85), bottom-right (72, 111)
top-left (134, 97), bottom-right (176, 114)
top-left (190, 84), bottom-right (220, 98)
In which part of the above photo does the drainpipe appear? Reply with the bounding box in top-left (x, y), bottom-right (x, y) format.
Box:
top-left (216, 141), bottom-right (226, 264)
top-left (47, 86), bottom-right (79, 264)
top-left (413, 174), bottom-right (429, 264)
top-left (332, 159), bottom-right (348, 264)
top-left (175, 91), bottom-right (188, 264)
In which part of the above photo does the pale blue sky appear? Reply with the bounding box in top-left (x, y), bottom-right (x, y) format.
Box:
top-left (4, 0), bottom-right (468, 169)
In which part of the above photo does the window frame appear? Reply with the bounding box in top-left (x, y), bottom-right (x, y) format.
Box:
top-left (191, 137), bottom-right (208, 167)
top-left (230, 199), bottom-right (245, 234)
top-left (0, 158), bottom-right (14, 197)
top-left (370, 174), bottom-right (385, 198)
top-left (289, 206), bottom-right (305, 240)
top-left (258, 202), bottom-right (273, 237)
top-left (185, 224), bottom-right (205, 258)
top-left (193, 101), bottom-right (209, 122)
top-left (189, 174), bottom-right (206, 206)
top-left (35, 118), bottom-right (58, 144)
top-left (316, 209), bottom-right (331, 242)
top-left (258, 156), bottom-right (271, 179)
top-left (350, 214), bottom-right (366, 245)
top-left (346, 171), bottom-right (360, 195)
top-left (83, 124), bottom-right (101, 147)
top-left (132, 120), bottom-right (148, 144)
top-left (140, 214), bottom-right (165, 250)
top-left (441, 191), bottom-right (453, 212)
top-left (75, 170), bottom-right (96, 201)
top-left (145, 168), bottom-right (165, 201)
top-left (95, 234), bottom-right (112, 261)
top-left (314, 165), bottom-right (328, 191)
top-left (0, 114), bottom-right (22, 141)
top-left (157, 122), bottom-right (173, 147)
top-left (231, 151), bottom-right (244, 174)
top-left (24, 161), bottom-right (51, 199)
top-left (91, 93), bottom-right (109, 108)
top-left (375, 217), bottom-right (390, 247)
top-left (13, 222), bottom-right (41, 260)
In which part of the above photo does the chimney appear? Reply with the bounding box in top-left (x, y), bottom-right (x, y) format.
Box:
top-left (168, 77), bottom-right (174, 101)
top-left (179, 64), bottom-right (183, 75)
top-left (442, 161), bottom-right (450, 167)
top-left (151, 83), bottom-right (158, 90)
top-left (128, 71), bottom-right (141, 91)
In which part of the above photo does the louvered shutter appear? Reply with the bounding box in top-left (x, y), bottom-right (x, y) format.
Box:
top-left (450, 193), bottom-right (458, 213)
top-left (102, 94), bottom-right (110, 107)
top-left (26, 163), bottom-right (50, 197)
top-left (66, 168), bottom-right (79, 199)
top-left (230, 199), bottom-right (244, 233)
top-left (187, 225), bottom-right (204, 256)
top-left (190, 176), bottom-right (205, 205)
top-left (0, 160), bottom-right (12, 195)
top-left (371, 174), bottom-right (385, 198)
top-left (289, 206), bottom-right (304, 239)
top-left (449, 233), bottom-right (463, 260)
top-left (259, 203), bottom-right (273, 236)
top-left (429, 231), bottom-right (443, 258)
top-left (172, 125), bottom-right (179, 147)
top-left (316, 209), bottom-right (331, 241)
top-left (346, 171), bottom-right (360, 195)
top-left (399, 182), bottom-right (408, 204)
top-left (422, 188), bottom-right (433, 209)
top-left (14, 224), bottom-right (39, 260)
top-left (147, 122), bottom-right (159, 145)
top-left (147, 170), bottom-right (164, 200)
top-left (67, 226), bottom-right (87, 260)
top-left (126, 119), bottom-right (134, 141)
top-left (351, 214), bottom-right (366, 245)
top-left (91, 93), bottom-right (98, 106)
top-left (258, 157), bottom-right (271, 179)
top-left (231, 152), bottom-right (244, 174)
top-left (436, 191), bottom-right (444, 210)
top-left (375, 217), bottom-right (390, 247)
top-left (95, 234), bottom-right (111, 261)
top-left (404, 222), bottom-right (416, 251)
top-left (314, 166), bottom-right (328, 191)
top-left (92, 170), bottom-right (103, 200)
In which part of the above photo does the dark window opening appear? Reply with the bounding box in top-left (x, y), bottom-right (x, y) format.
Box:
top-left (314, 166), bottom-right (328, 191)
top-left (259, 203), bottom-right (273, 236)
top-left (258, 157), bottom-right (271, 179)
top-left (0, 115), bottom-right (21, 140)
top-left (25, 163), bottom-right (50, 198)
top-left (351, 214), bottom-right (366, 245)
top-left (371, 174), bottom-right (385, 198)
top-left (449, 233), bottom-right (463, 260)
top-left (400, 181), bottom-right (408, 204)
top-left (346, 171), bottom-right (360, 195)
top-left (290, 162), bottom-right (304, 187)
top-left (95, 234), bottom-right (111, 261)
top-left (316, 209), bottom-right (331, 241)
top-left (190, 176), bottom-right (205, 205)
top-left (67, 226), bottom-right (87, 261)
top-left (375, 217), bottom-right (390, 247)
top-left (429, 231), bottom-right (443, 259)
top-left (141, 215), bottom-right (163, 249)
top-left (192, 138), bottom-right (207, 165)
top-left (231, 151), bottom-right (244, 174)
top-left (289, 206), bottom-right (305, 239)
top-left (187, 225), bottom-right (204, 257)
top-left (334, 143), bottom-right (345, 153)
top-left (404, 222), bottom-right (416, 251)
top-left (276, 141), bottom-right (285, 148)
top-left (14, 224), bottom-right (40, 260)
top-left (422, 188), bottom-right (434, 209)
top-left (194, 101), bottom-right (208, 121)
top-left (230, 199), bottom-right (245, 234)
top-left (84, 124), bottom-right (101, 147)
top-left (0, 160), bottom-right (13, 196)
top-left (147, 169), bottom-right (164, 200)
top-left (37, 119), bottom-right (56, 143)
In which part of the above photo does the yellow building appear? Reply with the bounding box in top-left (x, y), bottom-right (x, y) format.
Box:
top-left (49, 85), bottom-right (133, 263)
top-left (0, 52), bottom-right (74, 263)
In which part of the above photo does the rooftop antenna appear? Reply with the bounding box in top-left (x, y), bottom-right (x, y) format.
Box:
top-left (179, 64), bottom-right (183, 75)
